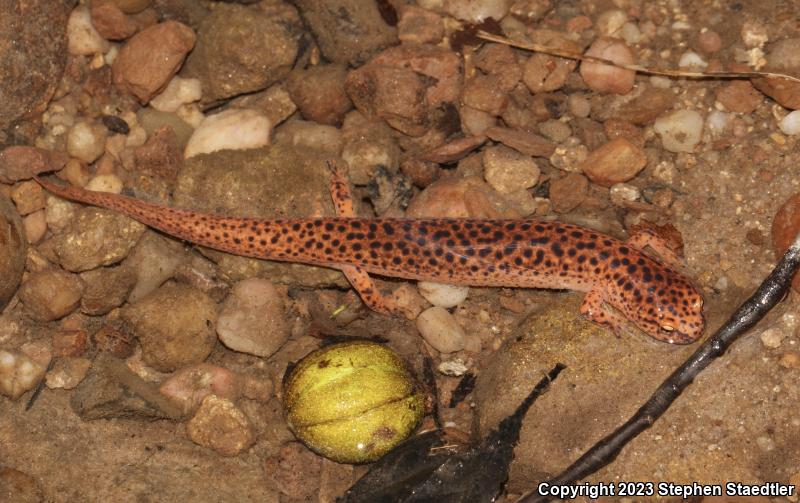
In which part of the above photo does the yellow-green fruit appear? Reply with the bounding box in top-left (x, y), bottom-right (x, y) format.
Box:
top-left (283, 341), bottom-right (424, 464)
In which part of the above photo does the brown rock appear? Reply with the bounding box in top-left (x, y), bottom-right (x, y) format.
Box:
top-left (549, 172), bottom-right (589, 213)
top-left (112, 21), bottom-right (196, 103)
top-left (187, 395), bottom-right (255, 456)
top-left (484, 126), bottom-right (556, 157)
top-left (183, 3), bottom-right (301, 104)
top-left (397, 5), bottom-right (443, 45)
top-left (286, 64), bottom-right (352, 126)
top-left (52, 330), bottom-right (88, 357)
top-left (573, 117), bottom-right (607, 150)
top-left (80, 264), bottom-right (138, 315)
top-left (0, 0), bottom-right (71, 136)
top-left (122, 282), bottom-right (217, 372)
top-left (603, 118), bottom-right (643, 147)
top-left (401, 159), bottom-right (440, 188)
top-left (522, 30), bottom-right (579, 93)
top-left (462, 75), bottom-right (509, 116)
top-left (771, 193), bottom-right (800, 291)
top-left (0, 146), bottom-right (61, 183)
top-left (18, 269), bottom-right (84, 322)
top-left (606, 88), bottom-right (675, 125)
top-left (0, 195), bottom-right (25, 310)
top-left (474, 44), bottom-right (522, 92)
top-left (715, 80), bottom-right (763, 114)
top-left (111, 0), bottom-right (152, 14)
top-left (346, 65), bottom-right (429, 136)
top-left (417, 136), bottom-right (486, 164)
top-left (579, 137), bottom-right (647, 187)
top-left (133, 125), bottom-right (182, 182)
top-left (91, 0), bottom-right (139, 40)
top-left (92, 324), bottom-right (134, 358)
top-left (407, 176), bottom-right (517, 218)
top-left (580, 37), bottom-right (636, 95)
top-left (292, 0), bottom-right (397, 65)
top-left (10, 180), bottom-right (46, 215)
top-left (371, 44), bottom-right (462, 108)
top-left (752, 38), bottom-right (800, 110)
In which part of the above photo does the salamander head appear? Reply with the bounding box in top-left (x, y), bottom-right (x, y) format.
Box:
top-left (635, 277), bottom-right (705, 344)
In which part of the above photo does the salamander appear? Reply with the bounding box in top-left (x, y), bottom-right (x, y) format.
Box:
top-left (36, 165), bottom-right (704, 344)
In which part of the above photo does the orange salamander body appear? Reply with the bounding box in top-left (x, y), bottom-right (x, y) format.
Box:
top-left (37, 169), bottom-right (704, 344)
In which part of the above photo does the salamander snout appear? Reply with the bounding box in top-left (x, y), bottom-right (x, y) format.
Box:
top-left (648, 286), bottom-right (705, 344)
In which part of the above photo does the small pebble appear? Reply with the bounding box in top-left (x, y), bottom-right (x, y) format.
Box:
top-left (706, 110), bottom-right (730, 135)
top-left (538, 119), bottom-right (572, 142)
top-left (567, 94), bottom-right (591, 118)
top-left (23, 210), bottom-right (47, 244)
top-left (52, 330), bottom-right (88, 357)
top-left (67, 121), bottom-right (108, 163)
top-left (149, 76), bottom-right (202, 113)
top-left (438, 359), bottom-right (469, 377)
top-left (184, 108), bottom-right (272, 159)
top-left (580, 37), bottom-right (636, 95)
top-left (67, 5), bottom-right (111, 56)
top-left (418, 281), bottom-right (469, 309)
top-left (86, 174), bottom-right (124, 194)
top-left (18, 269), bottom-right (84, 322)
top-left (45, 357), bottom-right (92, 390)
top-left (187, 395), bottom-right (255, 456)
top-left (678, 51), bottom-right (708, 69)
top-left (579, 138), bottom-right (647, 187)
top-left (595, 9), bottom-right (627, 36)
top-left (416, 307), bottom-right (467, 354)
top-left (0, 350), bottom-right (46, 399)
top-left (619, 23), bottom-right (641, 45)
top-left (217, 279), bottom-right (289, 358)
top-left (779, 110), bottom-right (800, 135)
top-left (549, 172), bottom-right (588, 213)
top-left (779, 351), bottom-right (800, 369)
top-left (609, 183), bottom-right (641, 206)
top-left (653, 109), bottom-right (704, 153)
top-left (698, 30), bottom-right (722, 53)
top-left (159, 363), bottom-right (242, 415)
top-left (443, 0), bottom-right (511, 23)
top-left (760, 327), bottom-right (785, 349)
top-left (483, 145), bottom-right (540, 194)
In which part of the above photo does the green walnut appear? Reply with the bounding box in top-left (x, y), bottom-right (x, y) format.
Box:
top-left (283, 341), bottom-right (425, 463)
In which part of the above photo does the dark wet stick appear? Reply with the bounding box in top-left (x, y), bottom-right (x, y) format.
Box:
top-left (517, 231), bottom-right (800, 503)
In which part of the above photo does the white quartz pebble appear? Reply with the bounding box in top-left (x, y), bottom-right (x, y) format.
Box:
top-left (150, 77), bottom-right (203, 113)
top-left (778, 110), bottom-right (800, 135)
top-left (418, 281), bottom-right (469, 308)
top-left (416, 307), bottom-right (466, 354)
top-left (654, 110), bottom-right (704, 153)
top-left (184, 109), bottom-right (272, 159)
top-left (67, 6), bottom-right (110, 56)
top-left (67, 121), bottom-right (108, 163)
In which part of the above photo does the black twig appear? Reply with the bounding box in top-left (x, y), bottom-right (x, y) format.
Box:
top-left (517, 232), bottom-right (800, 503)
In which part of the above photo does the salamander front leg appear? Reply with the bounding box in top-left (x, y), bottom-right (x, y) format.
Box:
top-left (626, 226), bottom-right (684, 269)
top-left (579, 288), bottom-right (629, 336)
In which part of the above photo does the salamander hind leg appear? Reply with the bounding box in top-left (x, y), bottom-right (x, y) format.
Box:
top-left (579, 288), bottom-right (631, 336)
top-left (626, 225), bottom-right (684, 269)
top-left (326, 160), bottom-right (356, 218)
top-left (340, 265), bottom-right (405, 316)
top-left (326, 160), bottom-right (406, 318)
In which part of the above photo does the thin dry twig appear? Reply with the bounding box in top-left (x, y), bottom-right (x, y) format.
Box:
top-left (516, 230), bottom-right (800, 503)
top-left (477, 31), bottom-right (800, 84)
